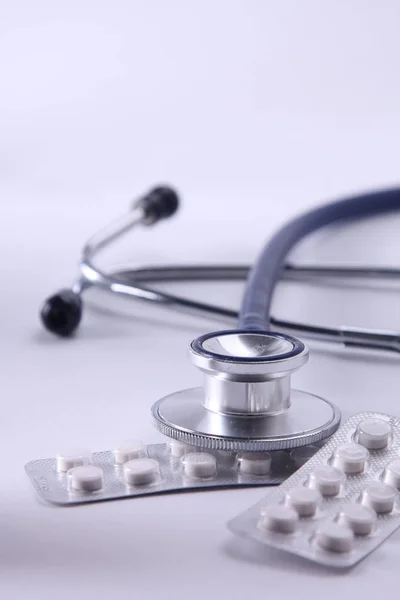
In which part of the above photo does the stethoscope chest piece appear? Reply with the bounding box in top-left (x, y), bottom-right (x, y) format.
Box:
top-left (152, 330), bottom-right (341, 451)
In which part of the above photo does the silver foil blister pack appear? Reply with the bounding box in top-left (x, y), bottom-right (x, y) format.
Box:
top-left (25, 440), bottom-right (319, 506)
top-left (228, 412), bottom-right (400, 568)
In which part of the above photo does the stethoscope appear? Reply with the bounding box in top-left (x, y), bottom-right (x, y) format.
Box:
top-left (40, 185), bottom-right (400, 453)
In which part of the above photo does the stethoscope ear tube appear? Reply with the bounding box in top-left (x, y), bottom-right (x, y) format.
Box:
top-left (40, 185), bottom-right (400, 354)
top-left (40, 185), bottom-right (180, 337)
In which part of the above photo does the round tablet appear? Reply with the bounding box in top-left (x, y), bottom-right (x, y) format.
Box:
top-left (337, 504), bottom-right (376, 535)
top-left (308, 466), bottom-right (345, 496)
top-left (123, 458), bottom-right (159, 485)
top-left (383, 459), bottom-right (400, 489)
top-left (169, 440), bottom-right (195, 458)
top-left (285, 487), bottom-right (321, 517)
top-left (181, 453), bottom-right (217, 479)
top-left (56, 449), bottom-right (91, 473)
top-left (68, 465), bottom-right (104, 492)
top-left (332, 443), bottom-right (369, 474)
top-left (361, 482), bottom-right (396, 513)
top-left (259, 505), bottom-right (299, 534)
top-left (112, 440), bottom-right (146, 464)
top-left (315, 522), bottom-right (354, 553)
top-left (357, 419), bottom-right (391, 450)
top-left (237, 452), bottom-right (272, 476)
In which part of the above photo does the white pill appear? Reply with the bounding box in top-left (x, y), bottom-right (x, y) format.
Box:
top-left (357, 419), bottom-right (391, 450)
top-left (68, 465), bottom-right (104, 492)
top-left (181, 453), bottom-right (217, 479)
top-left (259, 505), bottom-right (299, 533)
top-left (332, 443), bottom-right (369, 474)
top-left (309, 466), bottom-right (345, 496)
top-left (383, 459), bottom-right (400, 489)
top-left (315, 522), bottom-right (354, 553)
top-left (56, 449), bottom-right (91, 473)
top-left (237, 452), bottom-right (272, 476)
top-left (361, 482), bottom-right (396, 513)
top-left (285, 487), bottom-right (321, 517)
top-left (337, 504), bottom-right (376, 535)
top-left (169, 440), bottom-right (195, 458)
top-left (123, 458), bottom-right (159, 485)
top-left (112, 440), bottom-right (146, 464)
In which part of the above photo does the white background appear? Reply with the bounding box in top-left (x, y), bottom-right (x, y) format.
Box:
top-left (1, 1), bottom-right (400, 597)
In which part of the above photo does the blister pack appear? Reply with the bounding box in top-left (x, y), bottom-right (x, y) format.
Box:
top-left (228, 412), bottom-right (400, 568)
top-left (25, 440), bottom-right (319, 506)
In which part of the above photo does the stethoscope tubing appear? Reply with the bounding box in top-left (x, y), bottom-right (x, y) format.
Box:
top-left (239, 188), bottom-right (400, 331)
top-left (42, 185), bottom-right (400, 352)
top-left (77, 260), bottom-right (400, 354)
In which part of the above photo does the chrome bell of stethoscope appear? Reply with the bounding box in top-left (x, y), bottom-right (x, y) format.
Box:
top-left (40, 185), bottom-right (341, 452)
top-left (40, 183), bottom-right (400, 452)
top-left (152, 329), bottom-right (341, 451)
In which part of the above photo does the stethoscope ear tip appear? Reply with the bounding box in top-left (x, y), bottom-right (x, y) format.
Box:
top-left (40, 290), bottom-right (82, 337)
top-left (135, 185), bottom-right (180, 224)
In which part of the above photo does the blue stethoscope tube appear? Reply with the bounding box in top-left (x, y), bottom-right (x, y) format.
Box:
top-left (41, 185), bottom-right (400, 353)
top-left (240, 188), bottom-right (400, 331)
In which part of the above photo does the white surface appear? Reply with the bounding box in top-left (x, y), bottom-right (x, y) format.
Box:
top-left (2, 0), bottom-right (400, 597)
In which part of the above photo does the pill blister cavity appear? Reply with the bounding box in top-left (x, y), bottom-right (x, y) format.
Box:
top-left (332, 443), bottom-right (369, 474)
top-left (289, 446), bottom-right (319, 469)
top-left (169, 440), bottom-right (196, 458)
top-left (123, 458), bottom-right (160, 486)
top-left (308, 466), bottom-right (345, 496)
top-left (315, 522), bottom-right (354, 553)
top-left (214, 449), bottom-right (237, 466)
top-left (236, 452), bottom-right (272, 476)
top-left (356, 419), bottom-right (391, 450)
top-left (182, 453), bottom-right (217, 479)
top-left (337, 504), bottom-right (376, 535)
top-left (361, 482), bottom-right (396, 513)
top-left (259, 505), bottom-right (299, 534)
top-left (56, 449), bottom-right (91, 473)
top-left (285, 486), bottom-right (321, 517)
top-left (68, 465), bottom-right (104, 492)
top-left (113, 440), bottom-right (146, 465)
top-left (383, 459), bottom-right (400, 489)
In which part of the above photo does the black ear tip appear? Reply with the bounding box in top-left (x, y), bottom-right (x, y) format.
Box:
top-left (151, 186), bottom-right (179, 216)
top-left (139, 185), bottom-right (180, 223)
top-left (40, 290), bottom-right (82, 337)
